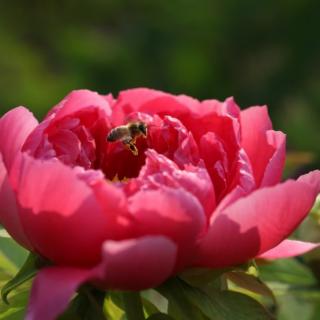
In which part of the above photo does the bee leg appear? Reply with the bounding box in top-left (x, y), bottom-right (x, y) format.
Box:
top-left (126, 142), bottom-right (139, 156)
top-left (122, 138), bottom-right (138, 156)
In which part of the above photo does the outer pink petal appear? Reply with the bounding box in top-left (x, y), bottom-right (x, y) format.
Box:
top-left (49, 89), bottom-right (112, 121)
top-left (0, 107), bottom-right (38, 170)
top-left (9, 154), bottom-right (114, 266)
top-left (200, 97), bottom-right (241, 120)
top-left (260, 130), bottom-right (286, 187)
top-left (96, 236), bottom-right (177, 290)
top-left (0, 155), bottom-right (32, 249)
top-left (298, 170), bottom-right (320, 194)
top-left (195, 179), bottom-right (317, 268)
top-left (241, 105), bottom-right (272, 133)
top-left (112, 88), bottom-right (191, 125)
top-left (26, 236), bottom-right (177, 319)
top-left (258, 239), bottom-right (320, 260)
top-left (241, 106), bottom-right (286, 187)
top-left (26, 267), bottom-right (92, 320)
top-left (128, 187), bottom-right (206, 269)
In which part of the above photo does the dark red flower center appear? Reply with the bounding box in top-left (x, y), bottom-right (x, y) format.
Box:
top-left (25, 108), bottom-right (201, 184)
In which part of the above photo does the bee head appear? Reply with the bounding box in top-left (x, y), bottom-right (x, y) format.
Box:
top-left (138, 122), bottom-right (147, 137)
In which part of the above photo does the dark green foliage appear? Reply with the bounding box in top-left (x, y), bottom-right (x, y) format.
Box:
top-left (0, 0), bottom-right (319, 169)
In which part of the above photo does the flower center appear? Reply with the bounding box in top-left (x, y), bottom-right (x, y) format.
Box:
top-left (25, 110), bottom-right (200, 185)
top-left (102, 130), bottom-right (149, 181)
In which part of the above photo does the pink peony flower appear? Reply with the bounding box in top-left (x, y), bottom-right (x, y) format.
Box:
top-left (0, 88), bottom-right (319, 319)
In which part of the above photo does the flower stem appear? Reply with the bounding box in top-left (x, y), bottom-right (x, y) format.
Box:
top-left (121, 291), bottom-right (145, 320)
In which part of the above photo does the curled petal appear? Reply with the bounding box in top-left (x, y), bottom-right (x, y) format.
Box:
top-left (49, 129), bottom-right (81, 165)
top-left (226, 148), bottom-right (255, 196)
top-left (49, 89), bottom-right (112, 120)
top-left (241, 106), bottom-right (286, 187)
top-left (0, 107), bottom-right (38, 170)
top-left (140, 149), bottom-right (215, 217)
top-left (199, 132), bottom-right (228, 198)
top-left (260, 130), bottom-right (286, 187)
top-left (200, 97), bottom-right (241, 119)
top-left (241, 105), bottom-right (272, 135)
top-left (195, 179), bottom-right (317, 268)
top-left (298, 170), bottom-right (320, 194)
top-left (258, 239), bottom-right (320, 260)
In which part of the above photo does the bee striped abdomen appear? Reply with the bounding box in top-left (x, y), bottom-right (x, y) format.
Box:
top-left (106, 126), bottom-right (128, 141)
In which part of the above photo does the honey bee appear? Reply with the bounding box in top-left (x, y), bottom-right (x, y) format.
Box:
top-left (107, 121), bottom-right (147, 156)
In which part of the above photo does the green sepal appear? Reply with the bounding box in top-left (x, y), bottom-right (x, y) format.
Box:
top-left (1, 252), bottom-right (48, 304)
top-left (157, 277), bottom-right (218, 320)
top-left (59, 285), bottom-right (106, 320)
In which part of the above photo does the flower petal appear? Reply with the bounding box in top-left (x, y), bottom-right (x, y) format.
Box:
top-left (26, 236), bottom-right (176, 319)
top-left (112, 88), bottom-right (189, 125)
top-left (241, 105), bottom-right (272, 132)
top-left (50, 89), bottom-right (112, 120)
top-left (241, 106), bottom-right (286, 187)
top-left (140, 149), bottom-right (215, 218)
top-left (96, 236), bottom-right (177, 290)
top-left (0, 107), bottom-right (38, 171)
top-left (226, 148), bottom-right (256, 196)
top-left (260, 130), bottom-right (286, 187)
top-left (258, 239), bottom-right (320, 260)
top-left (0, 154), bottom-right (32, 249)
top-left (49, 129), bottom-right (81, 165)
top-left (9, 154), bottom-right (112, 266)
top-left (26, 267), bottom-right (92, 320)
top-left (298, 170), bottom-right (320, 194)
top-left (128, 186), bottom-right (206, 269)
top-left (195, 179), bottom-right (317, 268)
top-left (91, 179), bottom-right (132, 239)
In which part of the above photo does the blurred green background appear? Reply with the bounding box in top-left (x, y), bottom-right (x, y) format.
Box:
top-left (0, 0), bottom-right (319, 171)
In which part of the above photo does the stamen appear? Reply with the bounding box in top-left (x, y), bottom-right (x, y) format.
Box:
top-left (111, 174), bottom-right (129, 182)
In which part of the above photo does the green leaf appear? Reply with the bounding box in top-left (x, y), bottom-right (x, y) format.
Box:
top-left (275, 289), bottom-right (320, 320)
top-left (1, 252), bottom-right (47, 304)
top-left (226, 271), bottom-right (275, 303)
top-left (209, 291), bottom-right (274, 320)
top-left (258, 259), bottom-right (317, 286)
top-left (158, 277), bottom-right (273, 320)
top-left (59, 286), bottom-right (106, 320)
top-left (179, 267), bottom-right (231, 288)
top-left (147, 313), bottom-right (174, 320)
top-left (142, 289), bottom-right (167, 314)
top-left (157, 278), bottom-right (209, 320)
top-left (142, 297), bottom-right (160, 317)
top-left (0, 251), bottom-right (18, 277)
top-left (104, 297), bottom-right (125, 320)
top-left (0, 236), bottom-right (28, 272)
